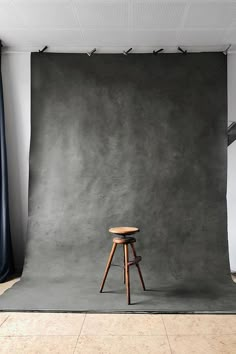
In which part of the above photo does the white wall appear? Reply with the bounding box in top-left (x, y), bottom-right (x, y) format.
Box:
top-left (2, 53), bottom-right (31, 273)
top-left (227, 53), bottom-right (236, 272)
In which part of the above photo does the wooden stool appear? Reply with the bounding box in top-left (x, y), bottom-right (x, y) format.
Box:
top-left (100, 227), bottom-right (145, 305)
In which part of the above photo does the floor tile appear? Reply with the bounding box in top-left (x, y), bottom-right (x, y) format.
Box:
top-left (0, 335), bottom-right (77, 354)
top-left (162, 314), bottom-right (236, 335)
top-left (168, 334), bottom-right (236, 354)
top-left (75, 335), bottom-right (171, 354)
top-left (0, 312), bottom-right (85, 336)
top-left (0, 278), bottom-right (20, 296)
top-left (81, 314), bottom-right (166, 336)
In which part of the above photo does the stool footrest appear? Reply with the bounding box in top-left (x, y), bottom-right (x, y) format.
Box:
top-left (128, 256), bottom-right (142, 266)
top-left (100, 234), bottom-right (145, 305)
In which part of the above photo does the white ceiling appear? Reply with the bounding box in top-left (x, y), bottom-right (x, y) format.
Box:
top-left (1, 0), bottom-right (236, 53)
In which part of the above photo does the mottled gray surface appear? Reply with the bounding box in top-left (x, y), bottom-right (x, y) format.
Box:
top-left (0, 52), bottom-right (235, 312)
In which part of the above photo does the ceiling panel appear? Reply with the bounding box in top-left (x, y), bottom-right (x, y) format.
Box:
top-left (0, 4), bottom-right (25, 28)
top-left (132, 2), bottom-right (186, 29)
top-left (131, 30), bottom-right (178, 46)
top-left (184, 3), bottom-right (236, 29)
top-left (12, 0), bottom-right (71, 3)
top-left (82, 29), bottom-right (131, 46)
top-left (12, 3), bottom-right (80, 28)
top-left (75, 1), bottom-right (128, 29)
top-left (178, 29), bottom-right (226, 46)
top-left (0, 0), bottom-right (236, 52)
top-left (0, 29), bottom-right (84, 47)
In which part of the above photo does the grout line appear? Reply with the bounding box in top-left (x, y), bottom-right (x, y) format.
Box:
top-left (0, 333), bottom-right (235, 338)
top-left (0, 315), bottom-right (11, 329)
top-left (0, 334), bottom-right (170, 337)
top-left (0, 334), bottom-right (83, 337)
top-left (73, 313), bottom-right (87, 354)
top-left (166, 334), bottom-right (236, 337)
top-left (161, 315), bottom-right (173, 354)
top-left (0, 333), bottom-right (236, 338)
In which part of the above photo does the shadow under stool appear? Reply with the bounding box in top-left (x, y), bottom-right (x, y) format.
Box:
top-left (100, 226), bottom-right (146, 305)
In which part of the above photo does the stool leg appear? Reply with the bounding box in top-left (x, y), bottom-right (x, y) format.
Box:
top-left (124, 244), bottom-right (130, 305)
top-left (131, 243), bottom-right (146, 291)
top-left (123, 245), bottom-right (125, 284)
top-left (100, 243), bottom-right (117, 293)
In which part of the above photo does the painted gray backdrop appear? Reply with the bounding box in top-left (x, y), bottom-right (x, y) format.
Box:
top-left (0, 52), bottom-right (235, 312)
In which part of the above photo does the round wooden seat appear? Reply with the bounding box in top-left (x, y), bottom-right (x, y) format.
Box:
top-left (113, 237), bottom-right (136, 244)
top-left (109, 227), bottom-right (139, 236)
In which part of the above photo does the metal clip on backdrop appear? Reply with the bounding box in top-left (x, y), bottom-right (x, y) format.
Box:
top-left (153, 49), bottom-right (164, 55)
top-left (87, 48), bottom-right (96, 57)
top-left (123, 48), bottom-right (132, 55)
top-left (223, 44), bottom-right (232, 56)
top-left (38, 46), bottom-right (48, 53)
top-left (178, 46), bottom-right (187, 55)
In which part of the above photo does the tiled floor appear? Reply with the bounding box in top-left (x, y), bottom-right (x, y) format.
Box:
top-left (0, 279), bottom-right (236, 353)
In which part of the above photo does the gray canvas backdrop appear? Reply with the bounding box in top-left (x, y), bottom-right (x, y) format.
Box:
top-left (0, 52), bottom-right (234, 312)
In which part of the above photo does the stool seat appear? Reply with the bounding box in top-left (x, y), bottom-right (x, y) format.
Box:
top-left (113, 237), bottom-right (136, 244)
top-left (109, 226), bottom-right (139, 235)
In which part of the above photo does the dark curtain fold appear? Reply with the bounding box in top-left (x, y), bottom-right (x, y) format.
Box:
top-left (0, 41), bottom-right (14, 282)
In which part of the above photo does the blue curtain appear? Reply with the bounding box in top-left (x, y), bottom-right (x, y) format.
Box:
top-left (0, 41), bottom-right (14, 282)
